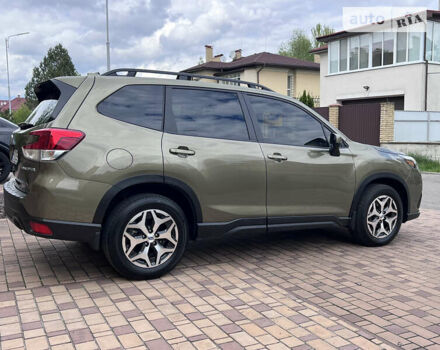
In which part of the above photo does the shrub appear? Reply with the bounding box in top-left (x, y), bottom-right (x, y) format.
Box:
top-left (11, 104), bottom-right (32, 125)
top-left (409, 153), bottom-right (440, 172)
top-left (299, 90), bottom-right (314, 108)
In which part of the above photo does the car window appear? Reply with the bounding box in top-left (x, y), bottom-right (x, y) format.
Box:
top-left (323, 126), bottom-right (332, 143)
top-left (26, 100), bottom-right (58, 126)
top-left (170, 88), bottom-right (249, 141)
top-left (26, 80), bottom-right (76, 126)
top-left (97, 85), bottom-right (164, 131)
top-left (0, 117), bottom-right (17, 129)
top-left (247, 95), bottom-right (329, 147)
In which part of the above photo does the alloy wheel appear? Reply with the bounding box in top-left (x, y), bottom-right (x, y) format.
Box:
top-left (122, 209), bottom-right (178, 268)
top-left (366, 195), bottom-right (398, 239)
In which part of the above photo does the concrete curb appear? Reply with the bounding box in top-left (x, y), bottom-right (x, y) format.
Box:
top-left (422, 171), bottom-right (440, 175)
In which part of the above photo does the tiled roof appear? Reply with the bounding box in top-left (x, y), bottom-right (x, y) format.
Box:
top-left (0, 97), bottom-right (26, 112)
top-left (182, 52), bottom-right (319, 73)
top-left (309, 45), bottom-right (328, 53)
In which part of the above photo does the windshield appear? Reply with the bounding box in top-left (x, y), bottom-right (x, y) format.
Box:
top-left (25, 99), bottom-right (58, 126)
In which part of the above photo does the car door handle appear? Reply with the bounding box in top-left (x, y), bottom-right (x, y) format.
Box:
top-left (169, 147), bottom-right (195, 156)
top-left (267, 153), bottom-right (287, 162)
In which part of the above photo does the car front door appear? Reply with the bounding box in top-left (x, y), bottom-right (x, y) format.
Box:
top-left (162, 87), bottom-right (267, 234)
top-left (244, 94), bottom-right (355, 227)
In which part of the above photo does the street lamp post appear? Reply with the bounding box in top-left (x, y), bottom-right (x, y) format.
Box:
top-left (5, 32), bottom-right (29, 115)
top-left (106, 0), bottom-right (110, 71)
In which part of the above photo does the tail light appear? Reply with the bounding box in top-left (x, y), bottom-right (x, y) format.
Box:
top-left (22, 128), bottom-right (85, 161)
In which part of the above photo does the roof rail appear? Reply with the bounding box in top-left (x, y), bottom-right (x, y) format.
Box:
top-left (101, 68), bottom-right (273, 91)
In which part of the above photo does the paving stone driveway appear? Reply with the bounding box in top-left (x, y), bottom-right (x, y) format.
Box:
top-left (0, 209), bottom-right (439, 350)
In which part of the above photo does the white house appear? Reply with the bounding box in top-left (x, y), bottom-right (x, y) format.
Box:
top-left (313, 10), bottom-right (440, 111)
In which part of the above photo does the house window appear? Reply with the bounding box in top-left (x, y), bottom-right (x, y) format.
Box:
top-left (349, 36), bottom-right (359, 70)
top-left (426, 21), bottom-right (434, 61)
top-left (329, 41), bottom-right (338, 73)
top-left (221, 73), bottom-right (240, 85)
top-left (372, 32), bottom-right (383, 67)
top-left (396, 30), bottom-right (407, 63)
top-left (287, 74), bottom-right (294, 97)
top-left (383, 32), bottom-right (394, 65)
top-left (359, 34), bottom-right (370, 69)
top-left (328, 27), bottom-right (425, 74)
top-left (339, 38), bottom-right (348, 71)
top-left (427, 21), bottom-right (440, 62)
top-left (409, 32), bottom-right (422, 62)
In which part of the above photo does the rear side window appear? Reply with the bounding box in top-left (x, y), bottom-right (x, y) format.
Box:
top-left (169, 88), bottom-right (249, 141)
top-left (98, 85), bottom-right (164, 130)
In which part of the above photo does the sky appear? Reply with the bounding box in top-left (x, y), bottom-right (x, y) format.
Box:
top-left (0, 0), bottom-right (437, 100)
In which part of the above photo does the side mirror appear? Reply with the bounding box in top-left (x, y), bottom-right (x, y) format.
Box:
top-left (329, 133), bottom-right (341, 157)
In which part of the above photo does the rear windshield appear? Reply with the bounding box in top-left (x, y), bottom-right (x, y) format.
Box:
top-left (26, 79), bottom-right (76, 126)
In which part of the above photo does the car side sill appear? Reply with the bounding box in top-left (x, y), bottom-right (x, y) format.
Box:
top-left (197, 218), bottom-right (266, 239)
top-left (197, 215), bottom-right (350, 239)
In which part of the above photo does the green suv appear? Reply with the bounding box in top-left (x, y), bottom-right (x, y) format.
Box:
top-left (4, 69), bottom-right (422, 279)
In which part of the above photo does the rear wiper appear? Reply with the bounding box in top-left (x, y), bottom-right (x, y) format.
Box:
top-left (18, 122), bottom-right (34, 130)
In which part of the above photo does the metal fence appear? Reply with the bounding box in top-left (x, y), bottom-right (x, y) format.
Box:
top-left (313, 107), bottom-right (329, 120)
top-left (394, 111), bottom-right (440, 142)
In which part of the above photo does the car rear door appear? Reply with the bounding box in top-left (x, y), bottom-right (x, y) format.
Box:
top-left (244, 93), bottom-right (355, 228)
top-left (162, 87), bottom-right (266, 233)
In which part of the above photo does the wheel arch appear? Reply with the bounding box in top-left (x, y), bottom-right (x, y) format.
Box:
top-left (94, 175), bottom-right (203, 239)
top-left (350, 173), bottom-right (409, 225)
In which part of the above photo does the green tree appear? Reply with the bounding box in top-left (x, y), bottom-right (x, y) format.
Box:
top-left (299, 90), bottom-right (314, 108)
top-left (311, 23), bottom-right (335, 48)
top-left (307, 93), bottom-right (315, 108)
top-left (0, 110), bottom-right (9, 121)
top-left (279, 30), bottom-right (313, 61)
top-left (11, 104), bottom-right (32, 125)
top-left (280, 24), bottom-right (335, 61)
top-left (25, 44), bottom-right (78, 108)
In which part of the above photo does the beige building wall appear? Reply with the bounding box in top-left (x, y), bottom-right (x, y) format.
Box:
top-left (240, 68), bottom-right (258, 83)
top-left (191, 69), bottom-right (217, 84)
top-left (258, 68), bottom-right (289, 95)
top-left (295, 70), bottom-right (320, 99)
top-left (187, 66), bottom-right (320, 100)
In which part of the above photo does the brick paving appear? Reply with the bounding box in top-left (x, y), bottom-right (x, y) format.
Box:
top-left (0, 210), bottom-right (439, 349)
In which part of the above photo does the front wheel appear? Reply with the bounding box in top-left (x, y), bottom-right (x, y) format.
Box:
top-left (353, 184), bottom-right (403, 246)
top-left (102, 194), bottom-right (189, 279)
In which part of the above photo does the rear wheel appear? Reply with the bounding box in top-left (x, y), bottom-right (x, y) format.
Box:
top-left (102, 194), bottom-right (188, 279)
top-left (0, 152), bottom-right (11, 183)
top-left (353, 184), bottom-right (403, 246)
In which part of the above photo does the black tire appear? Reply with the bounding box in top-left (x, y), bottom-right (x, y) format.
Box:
top-left (102, 194), bottom-right (189, 279)
top-left (353, 184), bottom-right (403, 246)
top-left (0, 152), bottom-right (11, 183)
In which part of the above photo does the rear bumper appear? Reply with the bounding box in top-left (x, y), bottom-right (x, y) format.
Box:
top-left (4, 179), bottom-right (101, 249)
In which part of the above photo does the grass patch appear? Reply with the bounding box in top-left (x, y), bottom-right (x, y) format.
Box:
top-left (409, 153), bottom-right (440, 173)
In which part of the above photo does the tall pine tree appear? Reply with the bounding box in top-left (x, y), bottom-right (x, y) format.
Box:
top-left (25, 44), bottom-right (78, 108)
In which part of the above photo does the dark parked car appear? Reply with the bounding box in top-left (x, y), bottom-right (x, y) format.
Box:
top-left (0, 117), bottom-right (17, 182)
